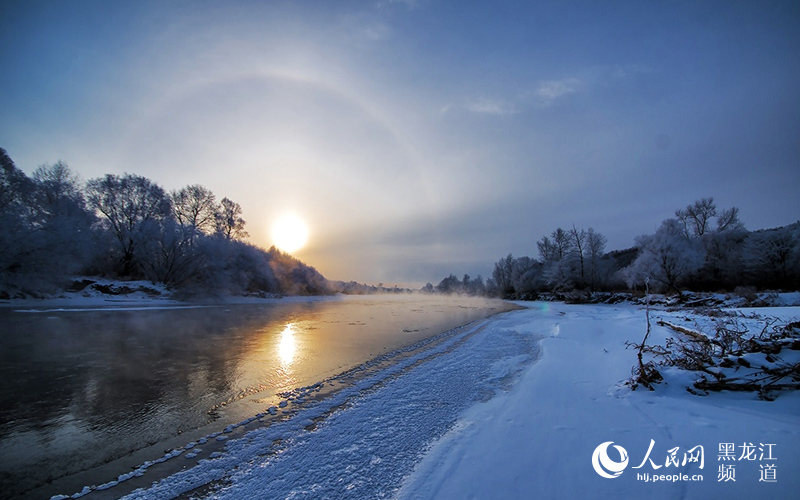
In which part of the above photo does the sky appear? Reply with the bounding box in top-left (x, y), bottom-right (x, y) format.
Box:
top-left (1, 0), bottom-right (799, 287)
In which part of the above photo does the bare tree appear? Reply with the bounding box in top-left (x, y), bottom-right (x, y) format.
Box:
top-left (0, 147), bottom-right (32, 212)
top-left (536, 235), bottom-right (556, 262)
top-left (1, 149), bottom-right (35, 290)
top-left (552, 227), bottom-right (572, 260)
top-left (538, 228), bottom-right (576, 291)
top-left (138, 219), bottom-right (202, 286)
top-left (674, 197), bottom-right (743, 238)
top-left (171, 184), bottom-right (218, 236)
top-left (215, 197), bottom-right (249, 241)
top-left (492, 253), bottom-right (515, 297)
top-left (743, 227), bottom-right (799, 288)
top-left (31, 161), bottom-right (90, 223)
top-left (537, 228), bottom-right (572, 263)
top-left (586, 227), bottom-right (607, 291)
top-left (569, 225), bottom-right (587, 284)
top-left (1, 155), bottom-right (97, 291)
top-left (675, 197), bottom-right (717, 237)
top-left (30, 162), bottom-right (96, 278)
top-left (716, 206), bottom-right (744, 232)
top-left (86, 173), bottom-right (171, 276)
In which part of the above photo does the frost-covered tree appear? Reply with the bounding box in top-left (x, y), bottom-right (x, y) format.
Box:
top-left (675, 197), bottom-right (717, 237)
top-left (537, 228), bottom-right (572, 263)
top-left (674, 197), bottom-right (742, 238)
top-left (31, 162), bottom-right (86, 221)
top-left (468, 274), bottom-right (487, 296)
top-left (436, 274), bottom-right (462, 294)
top-left (0, 149), bottom-right (35, 291)
top-left (0, 150), bottom-right (333, 297)
top-left (0, 148), bottom-right (32, 212)
top-left (624, 218), bottom-right (704, 294)
top-left (666, 197), bottom-right (748, 290)
top-left (492, 254), bottom-right (515, 297)
top-left (86, 173), bottom-right (172, 277)
top-left (716, 206), bottom-right (744, 232)
top-left (216, 197), bottom-right (249, 241)
top-left (171, 184), bottom-right (218, 237)
top-left (511, 256), bottom-right (543, 297)
top-left (586, 227), bottom-right (607, 291)
top-left (742, 225), bottom-right (799, 289)
top-left (137, 218), bottom-right (203, 287)
top-left (0, 156), bottom-right (98, 292)
top-left (29, 162), bottom-right (97, 280)
top-left (569, 225), bottom-right (587, 285)
top-left (536, 228), bottom-right (576, 291)
top-left (269, 246), bottom-right (328, 295)
top-left (462, 274), bottom-right (472, 293)
top-left (695, 226), bottom-right (748, 289)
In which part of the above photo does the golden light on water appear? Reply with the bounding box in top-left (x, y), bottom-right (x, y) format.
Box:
top-left (278, 323), bottom-right (297, 365)
top-left (271, 214), bottom-right (309, 253)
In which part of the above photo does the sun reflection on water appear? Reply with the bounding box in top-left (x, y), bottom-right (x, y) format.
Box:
top-left (278, 323), bottom-right (297, 365)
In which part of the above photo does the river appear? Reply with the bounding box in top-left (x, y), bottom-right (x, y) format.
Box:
top-left (0, 295), bottom-right (513, 499)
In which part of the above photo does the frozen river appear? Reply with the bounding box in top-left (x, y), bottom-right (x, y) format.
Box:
top-left (0, 295), bottom-right (513, 499)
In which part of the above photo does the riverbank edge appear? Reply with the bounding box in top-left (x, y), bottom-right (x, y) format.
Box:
top-left (27, 301), bottom-right (521, 500)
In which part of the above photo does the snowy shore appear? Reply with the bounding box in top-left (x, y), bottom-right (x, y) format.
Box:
top-left (399, 302), bottom-right (800, 499)
top-left (53, 300), bottom-right (798, 500)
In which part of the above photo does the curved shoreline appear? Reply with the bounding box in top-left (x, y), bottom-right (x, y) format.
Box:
top-left (14, 299), bottom-right (519, 500)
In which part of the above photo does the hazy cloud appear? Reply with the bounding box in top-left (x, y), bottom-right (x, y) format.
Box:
top-left (378, 0), bottom-right (421, 8)
top-left (464, 97), bottom-right (518, 116)
top-left (534, 78), bottom-right (583, 103)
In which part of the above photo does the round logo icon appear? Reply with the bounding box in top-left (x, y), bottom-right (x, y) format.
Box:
top-left (592, 441), bottom-right (629, 478)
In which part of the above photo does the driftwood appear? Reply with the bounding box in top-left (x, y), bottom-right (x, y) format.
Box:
top-left (633, 315), bottom-right (800, 400)
top-left (657, 320), bottom-right (709, 343)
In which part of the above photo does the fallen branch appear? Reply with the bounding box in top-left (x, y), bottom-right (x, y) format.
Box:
top-left (631, 309), bottom-right (800, 400)
top-left (657, 320), bottom-right (708, 343)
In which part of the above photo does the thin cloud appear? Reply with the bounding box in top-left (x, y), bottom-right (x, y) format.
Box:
top-left (534, 78), bottom-right (583, 102)
top-left (378, 0), bottom-right (421, 8)
top-left (464, 97), bottom-right (518, 116)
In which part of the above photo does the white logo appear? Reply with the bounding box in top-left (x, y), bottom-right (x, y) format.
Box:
top-left (592, 441), bottom-right (629, 479)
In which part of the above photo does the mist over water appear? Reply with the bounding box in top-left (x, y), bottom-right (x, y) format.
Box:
top-left (0, 295), bottom-right (510, 498)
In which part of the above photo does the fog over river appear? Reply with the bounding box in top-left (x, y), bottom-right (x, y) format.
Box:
top-left (0, 295), bottom-right (512, 499)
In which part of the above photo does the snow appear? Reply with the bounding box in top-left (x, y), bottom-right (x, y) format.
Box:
top-left (61, 301), bottom-right (799, 499)
top-left (398, 303), bottom-right (800, 499)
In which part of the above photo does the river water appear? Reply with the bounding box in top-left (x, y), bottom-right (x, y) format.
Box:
top-left (0, 295), bottom-right (512, 499)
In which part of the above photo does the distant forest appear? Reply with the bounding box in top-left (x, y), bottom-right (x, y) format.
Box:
top-left (4, 147), bottom-right (798, 301)
top-left (0, 148), bottom-right (335, 298)
top-left (427, 198), bottom-right (800, 299)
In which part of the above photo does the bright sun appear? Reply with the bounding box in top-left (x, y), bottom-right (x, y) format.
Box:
top-left (271, 214), bottom-right (309, 253)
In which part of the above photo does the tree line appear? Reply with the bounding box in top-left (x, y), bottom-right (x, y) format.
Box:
top-left (0, 148), bottom-right (328, 298)
top-left (428, 198), bottom-right (800, 298)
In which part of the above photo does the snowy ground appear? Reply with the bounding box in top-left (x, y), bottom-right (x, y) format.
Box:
top-left (398, 302), bottom-right (800, 499)
top-left (59, 301), bottom-right (799, 500)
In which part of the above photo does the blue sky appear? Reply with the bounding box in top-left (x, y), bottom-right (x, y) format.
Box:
top-left (1, 0), bottom-right (798, 286)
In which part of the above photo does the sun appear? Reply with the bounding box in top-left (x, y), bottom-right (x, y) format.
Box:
top-left (271, 214), bottom-right (309, 253)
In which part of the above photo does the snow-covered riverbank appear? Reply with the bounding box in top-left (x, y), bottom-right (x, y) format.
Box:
top-left (399, 302), bottom-right (800, 499)
top-left (58, 301), bottom-right (799, 499)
